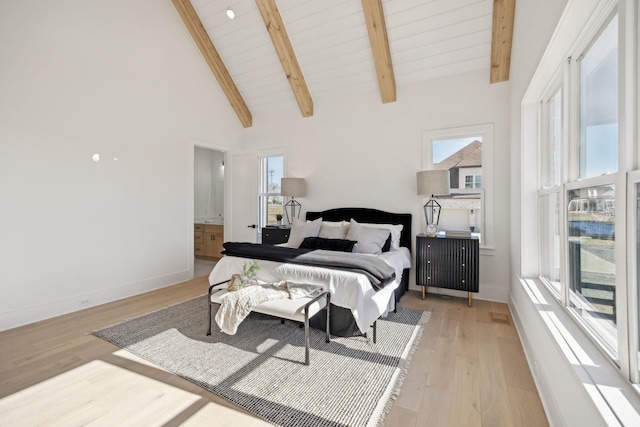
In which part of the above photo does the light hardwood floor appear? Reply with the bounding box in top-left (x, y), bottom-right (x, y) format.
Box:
top-left (0, 278), bottom-right (548, 426)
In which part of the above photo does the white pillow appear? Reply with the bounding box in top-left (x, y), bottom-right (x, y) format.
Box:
top-left (287, 217), bottom-right (322, 247)
top-left (345, 219), bottom-right (391, 255)
top-left (359, 221), bottom-right (404, 249)
top-left (319, 221), bottom-right (349, 239)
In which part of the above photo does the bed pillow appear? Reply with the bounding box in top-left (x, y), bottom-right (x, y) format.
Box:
top-left (299, 237), bottom-right (357, 252)
top-left (318, 221), bottom-right (349, 239)
top-left (358, 221), bottom-right (404, 249)
top-left (345, 219), bottom-right (391, 255)
top-left (286, 217), bottom-right (322, 247)
top-left (382, 233), bottom-right (392, 252)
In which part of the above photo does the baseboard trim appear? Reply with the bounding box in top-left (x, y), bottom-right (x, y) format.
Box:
top-left (0, 270), bottom-right (192, 331)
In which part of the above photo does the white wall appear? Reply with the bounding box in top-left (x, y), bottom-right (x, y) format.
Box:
top-left (0, 0), bottom-right (242, 330)
top-left (234, 69), bottom-right (512, 302)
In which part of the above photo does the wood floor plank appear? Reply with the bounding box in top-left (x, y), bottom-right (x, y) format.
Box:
top-left (497, 335), bottom-right (538, 392)
top-left (0, 283), bottom-right (548, 427)
top-left (415, 386), bottom-right (451, 427)
top-left (447, 355), bottom-right (482, 427)
top-left (507, 387), bottom-right (550, 427)
top-left (393, 347), bottom-right (433, 411)
top-left (477, 320), bottom-right (515, 427)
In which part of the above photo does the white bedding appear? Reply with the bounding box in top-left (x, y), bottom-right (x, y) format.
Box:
top-left (208, 247), bottom-right (411, 334)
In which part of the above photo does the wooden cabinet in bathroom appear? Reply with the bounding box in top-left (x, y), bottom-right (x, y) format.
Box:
top-left (195, 224), bottom-right (223, 259)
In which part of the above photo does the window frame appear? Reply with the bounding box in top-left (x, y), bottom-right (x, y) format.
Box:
top-left (422, 123), bottom-right (495, 250)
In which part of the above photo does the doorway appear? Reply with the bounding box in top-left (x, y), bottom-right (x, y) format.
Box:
top-left (194, 146), bottom-right (225, 278)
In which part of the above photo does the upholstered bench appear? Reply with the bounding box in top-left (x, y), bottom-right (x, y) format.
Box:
top-left (207, 279), bottom-right (331, 365)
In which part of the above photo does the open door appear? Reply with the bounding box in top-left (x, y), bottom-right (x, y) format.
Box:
top-left (228, 152), bottom-right (258, 242)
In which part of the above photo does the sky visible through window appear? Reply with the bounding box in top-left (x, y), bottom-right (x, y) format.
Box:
top-left (266, 156), bottom-right (284, 192)
top-left (433, 137), bottom-right (482, 163)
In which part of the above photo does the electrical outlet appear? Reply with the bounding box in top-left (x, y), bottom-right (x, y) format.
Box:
top-left (80, 299), bottom-right (90, 307)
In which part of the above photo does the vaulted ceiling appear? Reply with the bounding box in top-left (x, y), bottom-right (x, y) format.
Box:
top-left (172, 0), bottom-right (515, 128)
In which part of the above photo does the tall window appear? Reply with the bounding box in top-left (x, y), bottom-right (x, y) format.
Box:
top-left (423, 124), bottom-right (494, 248)
top-left (538, 12), bottom-right (622, 359)
top-left (568, 14), bottom-right (619, 354)
top-left (258, 155), bottom-right (284, 228)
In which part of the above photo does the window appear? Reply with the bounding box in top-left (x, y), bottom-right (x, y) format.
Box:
top-left (579, 15), bottom-right (618, 179)
top-left (464, 174), bottom-right (482, 189)
top-left (537, 12), bottom-right (626, 364)
top-left (567, 14), bottom-right (619, 355)
top-left (423, 124), bottom-right (493, 247)
top-left (540, 191), bottom-right (561, 296)
top-left (543, 87), bottom-right (562, 188)
top-left (258, 155), bottom-right (284, 229)
top-left (522, 0), bottom-right (640, 416)
top-left (539, 86), bottom-right (563, 296)
top-left (567, 184), bottom-right (617, 353)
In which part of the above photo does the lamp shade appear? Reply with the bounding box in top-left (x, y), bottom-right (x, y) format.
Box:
top-left (416, 170), bottom-right (449, 196)
top-left (281, 177), bottom-right (306, 197)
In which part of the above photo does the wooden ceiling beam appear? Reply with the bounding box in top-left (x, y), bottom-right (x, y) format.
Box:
top-left (490, 0), bottom-right (516, 83)
top-left (172, 0), bottom-right (252, 128)
top-left (362, 0), bottom-right (396, 103)
top-left (256, 0), bottom-right (313, 117)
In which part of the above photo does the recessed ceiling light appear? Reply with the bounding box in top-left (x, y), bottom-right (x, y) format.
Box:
top-left (225, 8), bottom-right (236, 20)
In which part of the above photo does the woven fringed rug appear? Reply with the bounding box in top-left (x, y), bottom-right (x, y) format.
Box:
top-left (94, 296), bottom-right (429, 427)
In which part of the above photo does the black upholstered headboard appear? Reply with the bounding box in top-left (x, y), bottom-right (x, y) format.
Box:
top-left (306, 208), bottom-right (412, 252)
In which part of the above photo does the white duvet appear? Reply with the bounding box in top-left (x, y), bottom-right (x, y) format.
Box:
top-left (208, 247), bottom-right (411, 334)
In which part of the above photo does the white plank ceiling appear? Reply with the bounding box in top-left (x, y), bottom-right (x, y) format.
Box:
top-left (189, 0), bottom-right (494, 114)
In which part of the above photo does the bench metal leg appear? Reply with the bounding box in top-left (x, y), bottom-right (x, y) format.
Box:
top-left (373, 320), bottom-right (377, 344)
top-left (304, 311), bottom-right (310, 365)
top-left (207, 302), bottom-right (212, 336)
top-left (325, 294), bottom-right (331, 343)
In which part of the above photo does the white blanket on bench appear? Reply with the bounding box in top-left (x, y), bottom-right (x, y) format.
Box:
top-left (215, 282), bottom-right (323, 335)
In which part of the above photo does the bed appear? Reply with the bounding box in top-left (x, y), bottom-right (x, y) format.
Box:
top-left (208, 208), bottom-right (412, 337)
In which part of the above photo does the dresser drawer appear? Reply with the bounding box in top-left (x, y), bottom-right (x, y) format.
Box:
top-left (262, 227), bottom-right (290, 245)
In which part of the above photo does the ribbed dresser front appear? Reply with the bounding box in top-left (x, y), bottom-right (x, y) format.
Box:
top-left (416, 234), bottom-right (479, 306)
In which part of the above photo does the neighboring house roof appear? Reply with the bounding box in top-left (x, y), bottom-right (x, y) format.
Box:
top-left (434, 140), bottom-right (483, 170)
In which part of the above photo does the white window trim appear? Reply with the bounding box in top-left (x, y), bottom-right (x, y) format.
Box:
top-left (422, 123), bottom-right (495, 251)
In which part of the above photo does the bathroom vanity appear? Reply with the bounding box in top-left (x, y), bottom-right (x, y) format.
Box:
top-left (194, 222), bottom-right (224, 259)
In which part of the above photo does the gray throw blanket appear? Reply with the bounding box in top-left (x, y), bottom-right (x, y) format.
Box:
top-left (222, 242), bottom-right (396, 290)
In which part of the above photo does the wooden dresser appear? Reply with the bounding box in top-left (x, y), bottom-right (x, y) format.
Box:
top-left (195, 224), bottom-right (224, 259)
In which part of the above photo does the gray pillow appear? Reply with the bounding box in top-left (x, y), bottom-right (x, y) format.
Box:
top-left (345, 219), bottom-right (391, 255)
top-left (286, 217), bottom-right (322, 247)
top-left (318, 221), bottom-right (349, 239)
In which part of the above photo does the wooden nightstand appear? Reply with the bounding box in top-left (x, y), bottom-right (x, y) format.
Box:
top-left (262, 226), bottom-right (290, 245)
top-left (415, 234), bottom-right (480, 306)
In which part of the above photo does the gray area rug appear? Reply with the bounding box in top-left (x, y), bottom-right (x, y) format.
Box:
top-left (94, 296), bottom-right (429, 427)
